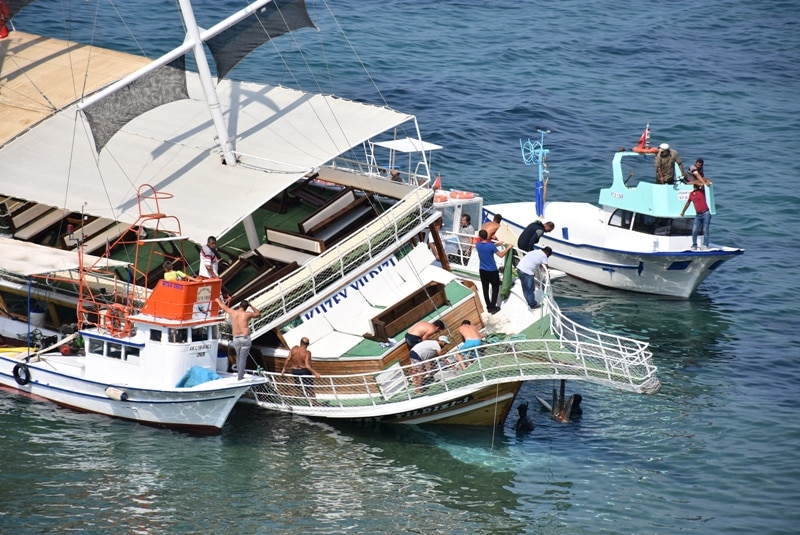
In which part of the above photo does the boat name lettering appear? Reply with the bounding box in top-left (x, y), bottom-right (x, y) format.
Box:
top-left (394, 395), bottom-right (472, 419)
top-left (611, 192), bottom-right (624, 199)
top-left (303, 258), bottom-right (398, 319)
top-left (189, 343), bottom-right (211, 352)
top-left (163, 281), bottom-right (184, 289)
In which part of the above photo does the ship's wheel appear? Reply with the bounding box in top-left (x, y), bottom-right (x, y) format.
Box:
top-left (520, 138), bottom-right (543, 166)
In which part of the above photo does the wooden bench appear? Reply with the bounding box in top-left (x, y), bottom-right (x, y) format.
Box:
top-left (370, 281), bottom-right (448, 341)
top-left (11, 203), bottom-right (53, 232)
top-left (228, 261), bottom-right (299, 305)
top-left (220, 249), bottom-right (273, 287)
top-left (265, 226), bottom-right (326, 254)
top-left (13, 208), bottom-right (71, 241)
top-left (288, 175), bottom-right (328, 207)
top-left (81, 222), bottom-right (129, 255)
top-left (256, 243), bottom-right (315, 266)
top-left (298, 188), bottom-right (377, 244)
top-left (61, 217), bottom-right (116, 248)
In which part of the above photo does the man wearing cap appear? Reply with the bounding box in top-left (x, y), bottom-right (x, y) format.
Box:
top-left (654, 143), bottom-right (686, 185)
top-left (408, 336), bottom-right (450, 392)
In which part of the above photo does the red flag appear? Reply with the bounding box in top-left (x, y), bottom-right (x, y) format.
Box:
top-left (636, 123), bottom-right (651, 149)
top-left (432, 174), bottom-right (442, 190)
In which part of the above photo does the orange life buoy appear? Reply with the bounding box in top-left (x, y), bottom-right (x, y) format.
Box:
top-left (449, 190), bottom-right (475, 200)
top-left (434, 193), bottom-right (448, 203)
top-left (632, 146), bottom-right (659, 154)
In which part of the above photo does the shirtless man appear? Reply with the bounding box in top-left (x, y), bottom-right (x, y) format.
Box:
top-left (281, 337), bottom-right (321, 400)
top-left (481, 213), bottom-right (502, 240)
top-left (455, 320), bottom-right (483, 369)
top-left (216, 297), bottom-right (260, 380)
top-left (405, 319), bottom-right (445, 348)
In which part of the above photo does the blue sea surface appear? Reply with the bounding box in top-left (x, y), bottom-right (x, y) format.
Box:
top-left (3, 1), bottom-right (800, 533)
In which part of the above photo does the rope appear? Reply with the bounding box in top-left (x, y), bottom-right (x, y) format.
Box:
top-left (490, 382), bottom-right (499, 450)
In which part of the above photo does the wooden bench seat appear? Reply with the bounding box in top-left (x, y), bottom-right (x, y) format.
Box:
top-left (81, 222), bottom-right (129, 255)
top-left (220, 249), bottom-right (273, 286)
top-left (11, 203), bottom-right (53, 231)
top-left (288, 175), bottom-right (328, 207)
top-left (370, 281), bottom-right (448, 341)
top-left (14, 208), bottom-right (70, 241)
top-left (256, 243), bottom-right (315, 266)
top-left (228, 261), bottom-right (299, 305)
top-left (298, 187), bottom-right (377, 245)
top-left (265, 226), bottom-right (326, 254)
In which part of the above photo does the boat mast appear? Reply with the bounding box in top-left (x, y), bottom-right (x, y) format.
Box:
top-left (177, 0), bottom-right (235, 166)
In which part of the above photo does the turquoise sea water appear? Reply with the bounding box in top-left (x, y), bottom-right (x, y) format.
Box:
top-left (3, 1), bottom-right (799, 533)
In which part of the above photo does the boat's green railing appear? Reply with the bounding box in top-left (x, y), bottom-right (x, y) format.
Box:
top-left (249, 329), bottom-right (660, 415)
top-left (243, 187), bottom-right (435, 337)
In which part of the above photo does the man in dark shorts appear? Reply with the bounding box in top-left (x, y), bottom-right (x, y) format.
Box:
top-left (281, 337), bottom-right (322, 402)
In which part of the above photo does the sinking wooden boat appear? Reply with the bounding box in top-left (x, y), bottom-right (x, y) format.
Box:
top-left (0, 1), bottom-right (659, 428)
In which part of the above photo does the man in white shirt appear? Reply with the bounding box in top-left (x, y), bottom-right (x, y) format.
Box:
top-left (517, 246), bottom-right (552, 308)
top-left (199, 236), bottom-right (220, 278)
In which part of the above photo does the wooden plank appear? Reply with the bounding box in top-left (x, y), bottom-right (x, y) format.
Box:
top-left (14, 208), bottom-right (70, 240)
top-left (256, 243), bottom-right (314, 266)
top-left (12, 204), bottom-right (54, 230)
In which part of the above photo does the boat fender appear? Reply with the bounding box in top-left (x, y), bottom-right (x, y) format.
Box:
top-left (105, 386), bottom-right (129, 401)
top-left (60, 345), bottom-right (71, 356)
top-left (450, 190), bottom-right (475, 200)
top-left (12, 363), bottom-right (31, 386)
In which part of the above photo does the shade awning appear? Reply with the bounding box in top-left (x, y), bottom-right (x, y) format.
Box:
top-left (0, 33), bottom-right (416, 244)
top-left (373, 137), bottom-right (443, 153)
top-left (0, 237), bottom-right (127, 276)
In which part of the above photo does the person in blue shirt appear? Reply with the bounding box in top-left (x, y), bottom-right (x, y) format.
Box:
top-left (475, 229), bottom-right (512, 313)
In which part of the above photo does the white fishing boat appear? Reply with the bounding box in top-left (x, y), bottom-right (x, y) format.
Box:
top-left (0, 1), bottom-right (659, 427)
top-left (0, 187), bottom-right (266, 433)
top-left (482, 128), bottom-right (744, 298)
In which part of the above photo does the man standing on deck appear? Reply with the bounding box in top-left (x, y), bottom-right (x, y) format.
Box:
top-left (517, 246), bottom-right (552, 309)
top-left (281, 337), bottom-right (322, 402)
top-left (654, 143), bottom-right (686, 184)
top-left (199, 236), bottom-right (220, 278)
top-left (216, 297), bottom-right (260, 380)
top-left (475, 229), bottom-right (512, 314)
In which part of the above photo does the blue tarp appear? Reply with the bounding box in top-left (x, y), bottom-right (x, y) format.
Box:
top-left (175, 366), bottom-right (221, 388)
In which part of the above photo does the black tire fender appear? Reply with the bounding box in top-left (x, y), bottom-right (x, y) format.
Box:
top-left (13, 363), bottom-right (31, 386)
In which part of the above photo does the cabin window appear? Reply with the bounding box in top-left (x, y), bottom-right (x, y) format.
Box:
top-left (631, 214), bottom-right (694, 237)
top-left (608, 209), bottom-right (633, 229)
top-left (150, 329), bottom-right (162, 342)
top-left (124, 345), bottom-right (140, 361)
top-left (191, 326), bottom-right (208, 342)
top-left (88, 338), bottom-right (104, 355)
top-left (168, 328), bottom-right (188, 343)
top-left (107, 342), bottom-right (123, 360)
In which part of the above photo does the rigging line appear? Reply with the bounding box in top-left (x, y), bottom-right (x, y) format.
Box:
top-left (107, 0), bottom-right (151, 60)
top-left (243, 4), bottom-right (356, 160)
top-left (490, 382), bottom-right (499, 450)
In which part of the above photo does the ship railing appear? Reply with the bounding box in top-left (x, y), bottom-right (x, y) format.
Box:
top-left (249, 335), bottom-right (660, 412)
top-left (245, 187), bottom-right (435, 337)
top-left (331, 156), bottom-right (432, 187)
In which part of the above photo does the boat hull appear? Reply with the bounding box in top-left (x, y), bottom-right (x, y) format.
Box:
top-left (487, 201), bottom-right (743, 298)
top-left (0, 354), bottom-right (259, 433)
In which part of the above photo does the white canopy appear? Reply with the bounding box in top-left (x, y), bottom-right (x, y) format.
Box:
top-left (373, 137), bottom-right (443, 153)
top-left (0, 33), bottom-right (415, 244)
top-left (0, 237), bottom-right (126, 276)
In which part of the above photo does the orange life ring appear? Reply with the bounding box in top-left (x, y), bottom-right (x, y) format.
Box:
top-left (434, 193), bottom-right (448, 203)
top-left (632, 146), bottom-right (659, 154)
top-left (449, 190), bottom-right (475, 200)
top-left (103, 304), bottom-right (130, 337)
